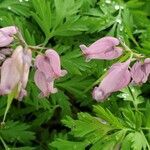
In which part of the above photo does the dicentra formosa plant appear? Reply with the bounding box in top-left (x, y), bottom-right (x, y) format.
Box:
top-left (0, 26), bottom-right (149, 123)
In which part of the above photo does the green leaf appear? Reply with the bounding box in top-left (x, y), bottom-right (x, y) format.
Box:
top-left (61, 50), bottom-right (90, 75)
top-left (125, 132), bottom-right (150, 150)
top-left (50, 139), bottom-right (88, 150)
top-left (51, 91), bottom-right (72, 118)
top-left (122, 108), bottom-right (143, 130)
top-left (10, 147), bottom-right (35, 150)
top-left (93, 105), bottom-right (123, 129)
top-left (31, 0), bottom-right (52, 38)
top-left (0, 121), bottom-right (35, 143)
top-left (118, 86), bottom-right (144, 107)
top-left (0, 0), bottom-right (31, 17)
top-left (62, 112), bottom-right (112, 142)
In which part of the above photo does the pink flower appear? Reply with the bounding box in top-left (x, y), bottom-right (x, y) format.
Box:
top-left (80, 36), bottom-right (123, 61)
top-left (34, 49), bottom-right (67, 97)
top-left (0, 26), bottom-right (17, 47)
top-left (0, 46), bottom-right (32, 100)
top-left (93, 60), bottom-right (131, 101)
top-left (35, 49), bottom-right (67, 81)
top-left (131, 58), bottom-right (150, 84)
top-left (34, 70), bottom-right (57, 97)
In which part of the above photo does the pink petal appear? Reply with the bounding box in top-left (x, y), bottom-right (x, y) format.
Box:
top-left (131, 59), bottom-right (150, 84)
top-left (0, 58), bottom-right (20, 95)
top-left (0, 26), bottom-right (18, 36)
top-left (12, 46), bottom-right (24, 72)
top-left (45, 49), bottom-right (67, 77)
top-left (93, 60), bottom-right (131, 101)
top-left (0, 32), bottom-right (13, 47)
top-left (0, 26), bottom-right (17, 47)
top-left (35, 54), bottom-right (54, 80)
top-left (80, 36), bottom-right (122, 60)
top-left (131, 61), bottom-right (145, 84)
top-left (21, 49), bottom-right (32, 89)
top-left (144, 58), bottom-right (150, 75)
top-left (34, 70), bottom-right (57, 97)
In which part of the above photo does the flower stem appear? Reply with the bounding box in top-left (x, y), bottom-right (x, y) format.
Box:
top-left (83, 71), bottom-right (107, 93)
top-left (127, 86), bottom-right (138, 110)
top-left (1, 87), bottom-right (17, 124)
top-left (0, 136), bottom-right (9, 150)
top-left (2, 94), bottom-right (14, 124)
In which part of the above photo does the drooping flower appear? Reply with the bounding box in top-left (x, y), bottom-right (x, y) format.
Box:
top-left (0, 46), bottom-right (32, 100)
top-left (0, 26), bottom-right (17, 47)
top-left (93, 60), bottom-right (131, 102)
top-left (34, 49), bottom-right (67, 97)
top-left (79, 36), bottom-right (123, 61)
top-left (131, 58), bottom-right (150, 84)
top-left (34, 70), bottom-right (58, 97)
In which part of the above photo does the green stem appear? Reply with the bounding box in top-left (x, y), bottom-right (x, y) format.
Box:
top-left (42, 37), bottom-right (49, 47)
top-left (1, 87), bottom-right (17, 124)
top-left (0, 136), bottom-right (9, 150)
top-left (2, 95), bottom-right (14, 124)
top-left (141, 127), bottom-right (150, 130)
top-left (119, 37), bottom-right (144, 59)
top-left (83, 71), bottom-right (108, 93)
top-left (127, 86), bottom-right (138, 110)
top-left (43, 33), bottom-right (54, 46)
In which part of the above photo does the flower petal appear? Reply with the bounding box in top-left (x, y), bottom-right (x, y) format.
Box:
top-left (34, 70), bottom-right (57, 97)
top-left (35, 54), bottom-right (54, 80)
top-left (93, 60), bottom-right (131, 101)
top-left (80, 36), bottom-right (122, 60)
top-left (0, 26), bottom-right (18, 36)
top-left (0, 26), bottom-right (17, 47)
top-left (0, 32), bottom-right (13, 47)
top-left (0, 58), bottom-right (20, 95)
top-left (45, 49), bottom-right (67, 77)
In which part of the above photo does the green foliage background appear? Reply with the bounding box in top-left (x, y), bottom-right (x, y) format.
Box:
top-left (0, 0), bottom-right (150, 149)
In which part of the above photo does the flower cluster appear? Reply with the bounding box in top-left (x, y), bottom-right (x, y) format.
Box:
top-left (0, 26), bottom-right (67, 100)
top-left (80, 36), bottom-right (150, 102)
top-left (0, 26), bottom-right (149, 103)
